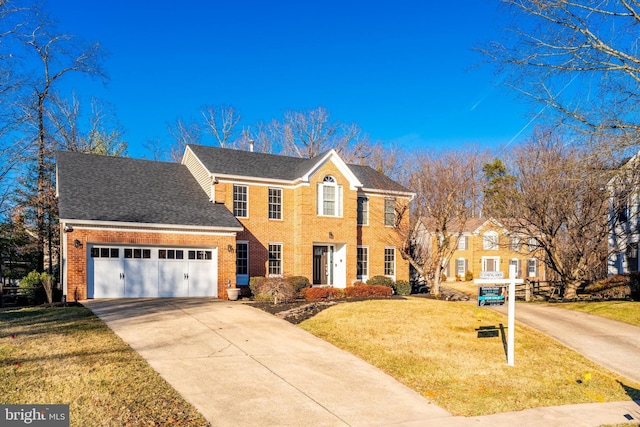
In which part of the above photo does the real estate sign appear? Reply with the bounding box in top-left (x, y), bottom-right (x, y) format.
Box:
top-left (477, 286), bottom-right (506, 307)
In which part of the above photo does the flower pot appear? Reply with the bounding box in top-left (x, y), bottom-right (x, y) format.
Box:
top-left (227, 288), bottom-right (241, 301)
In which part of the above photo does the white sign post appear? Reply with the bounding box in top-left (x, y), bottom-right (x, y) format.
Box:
top-left (474, 265), bottom-right (523, 366)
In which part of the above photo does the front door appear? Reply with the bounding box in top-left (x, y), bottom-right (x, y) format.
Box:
top-left (313, 245), bottom-right (333, 285)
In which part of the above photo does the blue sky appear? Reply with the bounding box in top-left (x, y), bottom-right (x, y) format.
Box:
top-left (49, 0), bottom-right (533, 158)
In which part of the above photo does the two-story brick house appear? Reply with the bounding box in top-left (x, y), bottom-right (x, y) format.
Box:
top-left (417, 217), bottom-right (545, 281)
top-left (56, 145), bottom-right (414, 300)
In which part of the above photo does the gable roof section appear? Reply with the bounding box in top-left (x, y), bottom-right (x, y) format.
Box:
top-left (185, 144), bottom-right (413, 195)
top-left (56, 151), bottom-right (243, 230)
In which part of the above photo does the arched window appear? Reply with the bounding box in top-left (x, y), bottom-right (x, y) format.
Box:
top-left (317, 175), bottom-right (342, 216)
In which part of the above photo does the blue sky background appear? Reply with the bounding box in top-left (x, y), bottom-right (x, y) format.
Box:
top-left (48, 0), bottom-right (534, 158)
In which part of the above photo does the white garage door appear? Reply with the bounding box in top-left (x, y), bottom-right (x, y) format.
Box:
top-left (88, 245), bottom-right (218, 298)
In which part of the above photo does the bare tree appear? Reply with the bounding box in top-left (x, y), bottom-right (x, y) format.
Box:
top-left (201, 104), bottom-right (241, 148)
top-left (484, 0), bottom-right (640, 152)
top-left (167, 117), bottom-right (201, 162)
top-left (399, 148), bottom-right (486, 295)
top-left (484, 128), bottom-right (614, 299)
top-left (16, 10), bottom-right (106, 272)
top-left (50, 95), bottom-right (127, 155)
top-left (277, 106), bottom-right (371, 160)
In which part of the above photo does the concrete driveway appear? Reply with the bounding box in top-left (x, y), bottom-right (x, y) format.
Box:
top-left (83, 298), bottom-right (451, 427)
top-left (492, 302), bottom-right (640, 385)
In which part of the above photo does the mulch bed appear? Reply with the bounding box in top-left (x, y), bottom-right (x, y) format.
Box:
top-left (244, 286), bottom-right (470, 324)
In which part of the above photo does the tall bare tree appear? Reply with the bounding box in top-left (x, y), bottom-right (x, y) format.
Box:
top-left (484, 128), bottom-right (614, 298)
top-left (50, 95), bottom-right (127, 155)
top-left (484, 0), bottom-right (640, 152)
top-left (201, 104), bottom-right (241, 148)
top-left (17, 9), bottom-right (106, 272)
top-left (167, 117), bottom-right (201, 161)
top-left (277, 106), bottom-right (372, 160)
top-left (399, 148), bottom-right (486, 295)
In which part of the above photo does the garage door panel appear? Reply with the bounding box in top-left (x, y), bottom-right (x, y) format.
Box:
top-left (93, 258), bottom-right (124, 298)
top-left (125, 259), bottom-right (159, 297)
top-left (159, 262), bottom-right (188, 297)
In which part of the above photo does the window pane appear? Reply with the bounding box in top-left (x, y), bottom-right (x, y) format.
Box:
top-left (188, 250), bottom-right (195, 260)
top-left (124, 249), bottom-right (132, 258)
top-left (176, 250), bottom-right (184, 260)
top-left (91, 248), bottom-right (99, 258)
top-left (236, 243), bottom-right (248, 275)
top-left (159, 250), bottom-right (167, 259)
top-left (143, 249), bottom-right (151, 259)
top-left (110, 248), bottom-right (119, 258)
top-left (323, 186), bottom-right (335, 216)
top-left (385, 199), bottom-right (395, 226)
top-left (268, 244), bottom-right (282, 275)
top-left (269, 188), bottom-right (282, 220)
top-left (357, 247), bottom-right (368, 277)
top-left (233, 185), bottom-right (248, 217)
top-left (100, 248), bottom-right (109, 258)
top-left (384, 248), bottom-right (395, 276)
top-left (357, 197), bottom-right (368, 225)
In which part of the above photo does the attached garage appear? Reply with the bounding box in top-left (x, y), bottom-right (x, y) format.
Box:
top-left (88, 245), bottom-right (218, 298)
top-left (56, 151), bottom-right (243, 301)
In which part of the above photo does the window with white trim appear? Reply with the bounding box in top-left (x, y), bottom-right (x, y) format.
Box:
top-left (268, 243), bottom-right (283, 276)
top-left (357, 196), bottom-right (369, 225)
top-left (384, 247), bottom-right (395, 276)
top-left (483, 231), bottom-right (499, 250)
top-left (357, 246), bottom-right (368, 279)
top-left (527, 258), bottom-right (537, 277)
top-left (456, 258), bottom-right (467, 277)
top-left (384, 198), bottom-right (396, 226)
top-left (510, 237), bottom-right (521, 251)
top-left (233, 184), bottom-right (248, 217)
top-left (457, 236), bottom-right (468, 250)
top-left (268, 188), bottom-right (282, 220)
top-left (317, 176), bottom-right (342, 217)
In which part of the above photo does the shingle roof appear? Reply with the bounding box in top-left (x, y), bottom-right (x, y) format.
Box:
top-left (56, 151), bottom-right (243, 229)
top-left (187, 144), bottom-right (413, 194)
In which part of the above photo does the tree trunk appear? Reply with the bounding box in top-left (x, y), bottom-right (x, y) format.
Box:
top-left (563, 280), bottom-right (581, 300)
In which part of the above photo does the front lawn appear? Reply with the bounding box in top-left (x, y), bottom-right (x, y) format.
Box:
top-left (554, 300), bottom-right (640, 327)
top-left (299, 297), bottom-right (640, 417)
top-left (0, 306), bottom-right (209, 426)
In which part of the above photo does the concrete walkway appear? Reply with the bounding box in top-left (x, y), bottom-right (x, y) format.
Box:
top-left (84, 298), bottom-right (640, 427)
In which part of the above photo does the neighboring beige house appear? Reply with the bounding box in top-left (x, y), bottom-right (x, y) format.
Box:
top-left (417, 217), bottom-right (546, 281)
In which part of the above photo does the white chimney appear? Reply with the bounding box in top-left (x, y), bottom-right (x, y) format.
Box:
top-left (249, 139), bottom-right (254, 152)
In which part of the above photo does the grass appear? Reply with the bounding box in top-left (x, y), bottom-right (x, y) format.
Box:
top-left (299, 297), bottom-right (640, 417)
top-left (554, 301), bottom-right (640, 327)
top-left (0, 306), bottom-right (209, 427)
top-left (442, 280), bottom-right (478, 298)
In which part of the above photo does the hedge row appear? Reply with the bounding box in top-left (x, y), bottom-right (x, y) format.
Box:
top-left (302, 285), bottom-right (392, 302)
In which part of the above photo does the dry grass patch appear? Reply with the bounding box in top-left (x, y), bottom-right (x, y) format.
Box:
top-left (553, 301), bottom-right (640, 327)
top-left (442, 280), bottom-right (477, 298)
top-left (0, 306), bottom-right (209, 426)
top-left (299, 297), bottom-right (640, 417)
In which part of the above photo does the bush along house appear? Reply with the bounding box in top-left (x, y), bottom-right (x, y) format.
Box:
top-left (56, 145), bottom-right (415, 301)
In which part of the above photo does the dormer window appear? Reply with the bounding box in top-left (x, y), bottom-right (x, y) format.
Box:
top-left (317, 175), bottom-right (343, 217)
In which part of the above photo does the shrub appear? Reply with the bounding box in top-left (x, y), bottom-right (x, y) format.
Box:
top-left (19, 271), bottom-right (54, 305)
top-left (252, 276), bottom-right (297, 304)
top-left (286, 276), bottom-right (310, 293)
top-left (344, 285), bottom-right (392, 299)
top-left (303, 287), bottom-right (344, 302)
top-left (465, 270), bottom-right (474, 281)
top-left (394, 280), bottom-right (411, 296)
top-left (249, 276), bottom-right (265, 297)
top-left (366, 275), bottom-right (394, 288)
